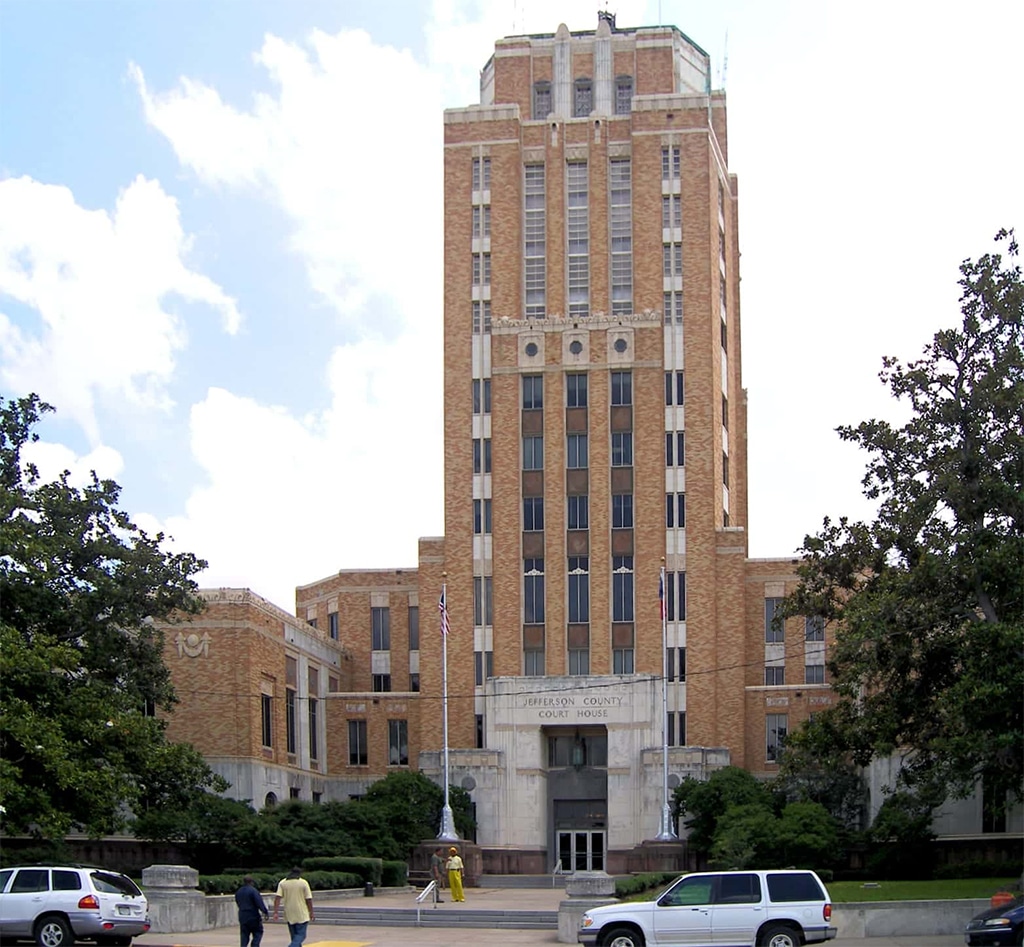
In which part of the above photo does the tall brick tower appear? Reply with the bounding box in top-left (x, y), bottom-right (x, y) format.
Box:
top-left (438, 14), bottom-right (748, 871)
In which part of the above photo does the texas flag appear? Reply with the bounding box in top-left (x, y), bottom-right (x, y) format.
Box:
top-left (658, 570), bottom-right (666, 621)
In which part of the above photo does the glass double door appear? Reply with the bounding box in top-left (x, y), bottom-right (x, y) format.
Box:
top-left (556, 830), bottom-right (605, 872)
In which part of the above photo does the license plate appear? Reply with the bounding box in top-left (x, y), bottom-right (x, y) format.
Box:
top-left (117, 906), bottom-right (132, 916)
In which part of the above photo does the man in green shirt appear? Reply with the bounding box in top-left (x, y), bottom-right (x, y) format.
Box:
top-left (273, 867), bottom-right (314, 947)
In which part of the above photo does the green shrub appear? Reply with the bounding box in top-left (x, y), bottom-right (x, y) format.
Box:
top-left (303, 857), bottom-right (382, 886)
top-left (195, 871), bottom-right (361, 895)
top-left (381, 861), bottom-right (408, 887)
top-left (934, 861), bottom-right (1024, 881)
top-left (614, 872), bottom-right (680, 898)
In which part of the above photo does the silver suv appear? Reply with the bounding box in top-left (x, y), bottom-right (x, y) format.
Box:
top-left (0, 865), bottom-right (150, 947)
top-left (578, 868), bottom-right (836, 947)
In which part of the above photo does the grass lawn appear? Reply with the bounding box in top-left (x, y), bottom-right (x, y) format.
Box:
top-left (829, 878), bottom-right (1020, 902)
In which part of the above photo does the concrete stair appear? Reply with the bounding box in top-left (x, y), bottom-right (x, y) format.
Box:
top-left (316, 904), bottom-right (558, 929)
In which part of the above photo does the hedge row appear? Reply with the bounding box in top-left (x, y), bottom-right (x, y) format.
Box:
top-left (933, 860), bottom-right (1023, 880)
top-left (196, 871), bottom-right (362, 895)
top-left (614, 872), bottom-right (680, 898)
top-left (302, 857), bottom-right (383, 886)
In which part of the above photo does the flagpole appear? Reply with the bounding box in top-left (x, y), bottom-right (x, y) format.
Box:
top-left (656, 562), bottom-right (677, 840)
top-left (438, 576), bottom-right (459, 841)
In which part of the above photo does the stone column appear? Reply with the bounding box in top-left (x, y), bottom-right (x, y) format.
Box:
top-left (557, 871), bottom-right (618, 944)
top-left (141, 865), bottom-right (212, 934)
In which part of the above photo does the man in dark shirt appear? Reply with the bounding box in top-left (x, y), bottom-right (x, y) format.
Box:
top-left (235, 875), bottom-right (270, 947)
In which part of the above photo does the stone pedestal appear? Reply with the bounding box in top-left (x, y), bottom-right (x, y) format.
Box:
top-left (557, 871), bottom-right (618, 944)
top-left (141, 865), bottom-right (216, 934)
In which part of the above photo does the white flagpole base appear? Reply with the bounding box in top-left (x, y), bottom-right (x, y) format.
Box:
top-left (654, 804), bottom-right (678, 841)
top-left (437, 805), bottom-right (460, 841)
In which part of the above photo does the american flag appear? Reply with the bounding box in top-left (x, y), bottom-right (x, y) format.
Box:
top-left (658, 571), bottom-right (666, 621)
top-left (439, 587), bottom-right (450, 638)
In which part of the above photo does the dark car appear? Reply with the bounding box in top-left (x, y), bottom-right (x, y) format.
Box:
top-left (965, 895), bottom-right (1024, 947)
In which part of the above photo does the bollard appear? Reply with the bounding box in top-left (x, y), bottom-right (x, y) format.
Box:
top-left (364, 881), bottom-right (374, 897)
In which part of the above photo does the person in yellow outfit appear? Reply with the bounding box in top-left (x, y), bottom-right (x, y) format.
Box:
top-left (446, 846), bottom-right (465, 902)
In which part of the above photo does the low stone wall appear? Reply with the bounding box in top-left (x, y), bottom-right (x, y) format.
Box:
top-left (834, 898), bottom-right (990, 938)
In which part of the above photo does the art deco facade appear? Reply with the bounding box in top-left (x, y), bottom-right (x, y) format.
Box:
top-left (162, 17), bottom-right (869, 872)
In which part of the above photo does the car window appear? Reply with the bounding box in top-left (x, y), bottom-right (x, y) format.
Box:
top-left (0, 870), bottom-right (12, 893)
top-left (90, 871), bottom-right (142, 897)
top-left (52, 870), bottom-right (83, 891)
top-left (10, 869), bottom-right (49, 893)
top-left (660, 876), bottom-right (714, 907)
top-left (766, 873), bottom-right (825, 902)
top-left (716, 873), bottom-right (761, 904)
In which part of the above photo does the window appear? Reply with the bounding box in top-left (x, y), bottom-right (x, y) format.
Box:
top-left (285, 688), bottom-right (297, 754)
top-left (474, 649), bottom-right (494, 685)
top-left (522, 374), bottom-right (544, 409)
top-left (524, 558), bottom-right (545, 624)
top-left (661, 146), bottom-right (681, 181)
top-left (289, 787), bottom-right (301, 799)
top-left (805, 664), bottom-right (825, 685)
top-left (261, 694), bottom-right (273, 748)
top-left (662, 194), bottom-right (682, 230)
top-left (388, 719), bottom-right (409, 766)
top-left (566, 372), bottom-right (588, 407)
top-left (473, 575), bottom-right (493, 626)
top-left (524, 648), bottom-right (545, 676)
top-left (476, 714), bottom-right (484, 749)
top-left (677, 432), bottom-right (685, 466)
top-left (473, 437), bottom-right (492, 473)
top-left (308, 695), bottom-right (319, 759)
top-left (307, 617), bottom-right (317, 629)
top-left (472, 300), bottom-right (492, 334)
top-left (472, 156), bottom-right (491, 190)
top-left (533, 81), bottom-right (552, 119)
top-left (568, 556), bottom-right (589, 623)
top-left (723, 450), bottom-right (729, 488)
top-left (609, 158), bottom-right (632, 314)
top-left (663, 242), bottom-right (683, 278)
top-left (664, 570), bottom-right (686, 621)
top-left (410, 673), bottom-right (420, 692)
top-left (664, 290), bottom-right (683, 325)
top-left (613, 648), bottom-right (634, 673)
top-left (567, 161), bottom-right (589, 316)
top-left (472, 378), bottom-right (492, 413)
top-left (372, 674), bottom-right (391, 693)
top-left (805, 616), bottom-right (825, 641)
top-left (569, 648), bottom-right (590, 675)
top-left (721, 316), bottom-right (728, 351)
top-left (522, 435), bottom-right (544, 470)
top-left (678, 647), bottom-right (686, 682)
top-left (328, 611), bottom-right (339, 640)
top-left (766, 713), bottom-right (788, 762)
top-left (568, 494), bottom-right (589, 530)
top-left (765, 873), bottom-right (827, 903)
top-left (472, 205), bottom-right (491, 237)
top-left (566, 433), bottom-right (588, 469)
top-left (765, 665), bottom-right (785, 686)
top-left (666, 492), bottom-right (686, 528)
top-left (663, 371), bottom-right (683, 405)
top-left (371, 606), bottom-right (390, 651)
top-left (523, 496), bottom-right (545, 531)
top-left (611, 371), bottom-right (632, 406)
top-left (573, 78), bottom-right (592, 116)
top-left (765, 597), bottom-right (785, 643)
top-left (10, 869), bottom-right (49, 893)
top-left (408, 606), bottom-right (419, 650)
top-left (665, 432), bottom-right (674, 466)
top-left (474, 498), bottom-right (492, 534)
top-left (613, 555), bottom-right (634, 622)
top-left (348, 720), bottom-right (367, 765)
top-left (525, 164), bottom-right (546, 316)
top-left (611, 432), bottom-right (633, 467)
top-left (51, 870), bottom-right (82, 891)
top-left (722, 394), bottom-right (729, 429)
top-left (615, 75), bottom-right (633, 114)
top-left (472, 252), bottom-right (491, 286)
top-left (612, 494), bottom-right (633, 529)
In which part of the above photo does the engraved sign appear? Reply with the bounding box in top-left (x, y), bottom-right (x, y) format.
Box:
top-left (518, 693), bottom-right (628, 722)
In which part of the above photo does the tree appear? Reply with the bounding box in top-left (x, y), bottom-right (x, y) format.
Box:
top-left (0, 394), bottom-right (225, 837)
top-left (360, 770), bottom-right (476, 853)
top-left (782, 230), bottom-right (1024, 813)
top-left (673, 766), bottom-right (775, 857)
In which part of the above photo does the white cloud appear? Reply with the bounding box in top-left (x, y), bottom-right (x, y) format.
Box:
top-left (0, 175), bottom-right (241, 443)
top-left (21, 439), bottom-right (125, 489)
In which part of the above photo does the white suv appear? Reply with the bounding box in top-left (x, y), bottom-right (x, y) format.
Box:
top-left (578, 869), bottom-right (836, 947)
top-left (0, 865), bottom-right (150, 947)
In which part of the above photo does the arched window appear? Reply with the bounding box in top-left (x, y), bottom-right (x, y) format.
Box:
top-left (264, 792), bottom-right (278, 808)
top-left (533, 81), bottom-right (551, 120)
top-left (573, 78), bottom-right (592, 117)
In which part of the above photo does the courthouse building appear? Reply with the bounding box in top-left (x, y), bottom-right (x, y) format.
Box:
top-left (163, 16), bottom-right (841, 874)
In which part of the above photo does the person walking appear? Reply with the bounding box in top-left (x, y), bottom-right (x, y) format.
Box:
top-left (430, 847), bottom-right (446, 902)
top-left (273, 867), bottom-right (315, 947)
top-left (446, 846), bottom-right (465, 902)
top-left (235, 875), bottom-right (269, 947)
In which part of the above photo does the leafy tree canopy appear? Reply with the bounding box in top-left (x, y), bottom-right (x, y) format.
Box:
top-left (0, 394), bottom-right (225, 837)
top-left (672, 766), bottom-right (775, 856)
top-left (781, 230), bottom-right (1024, 810)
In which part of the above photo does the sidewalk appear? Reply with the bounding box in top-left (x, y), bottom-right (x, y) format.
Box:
top-left (133, 886), bottom-right (967, 947)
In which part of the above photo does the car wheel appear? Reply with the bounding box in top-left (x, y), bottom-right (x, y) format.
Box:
top-left (760, 924), bottom-right (800, 947)
top-left (602, 927), bottom-right (645, 947)
top-left (34, 915), bottom-right (73, 947)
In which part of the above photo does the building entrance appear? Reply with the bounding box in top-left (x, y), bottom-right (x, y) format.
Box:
top-left (556, 829), bottom-right (605, 871)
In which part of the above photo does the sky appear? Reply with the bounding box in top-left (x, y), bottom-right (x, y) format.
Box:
top-left (1, 0), bottom-right (1021, 611)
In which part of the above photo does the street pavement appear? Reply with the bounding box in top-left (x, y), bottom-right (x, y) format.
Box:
top-left (134, 886), bottom-right (968, 947)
